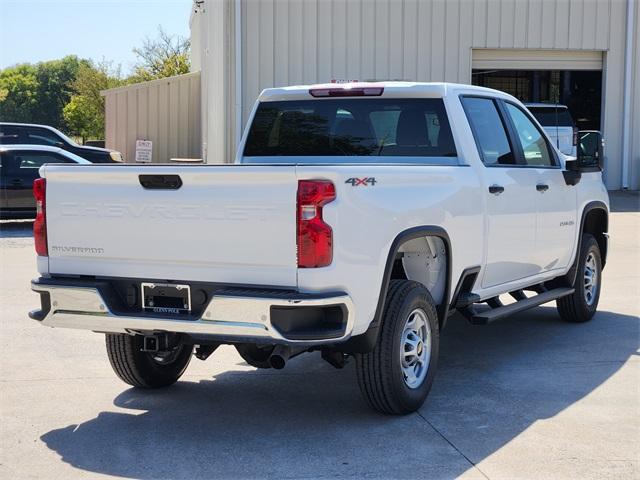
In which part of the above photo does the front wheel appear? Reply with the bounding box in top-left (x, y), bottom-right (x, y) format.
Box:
top-left (105, 334), bottom-right (193, 388)
top-left (557, 233), bottom-right (602, 323)
top-left (355, 280), bottom-right (440, 415)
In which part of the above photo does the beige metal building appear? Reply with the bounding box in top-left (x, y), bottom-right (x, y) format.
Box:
top-left (105, 0), bottom-right (640, 190)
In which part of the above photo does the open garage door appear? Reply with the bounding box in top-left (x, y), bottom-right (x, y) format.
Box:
top-left (472, 49), bottom-right (603, 71)
top-left (471, 49), bottom-right (603, 131)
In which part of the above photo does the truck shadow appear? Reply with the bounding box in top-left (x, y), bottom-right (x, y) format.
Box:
top-left (40, 307), bottom-right (639, 479)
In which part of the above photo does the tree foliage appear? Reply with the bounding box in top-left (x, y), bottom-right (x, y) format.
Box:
top-left (0, 64), bottom-right (39, 122)
top-left (63, 61), bottom-right (124, 140)
top-left (0, 28), bottom-right (190, 141)
top-left (131, 27), bottom-right (190, 82)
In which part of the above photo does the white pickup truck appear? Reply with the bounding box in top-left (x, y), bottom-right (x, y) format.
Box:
top-left (30, 82), bottom-right (609, 415)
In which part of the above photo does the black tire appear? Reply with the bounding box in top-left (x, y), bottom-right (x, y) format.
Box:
top-left (355, 280), bottom-right (440, 415)
top-left (105, 334), bottom-right (193, 388)
top-left (235, 343), bottom-right (275, 369)
top-left (557, 233), bottom-right (602, 323)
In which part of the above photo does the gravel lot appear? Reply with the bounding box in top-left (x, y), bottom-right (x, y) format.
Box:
top-left (1, 191), bottom-right (638, 480)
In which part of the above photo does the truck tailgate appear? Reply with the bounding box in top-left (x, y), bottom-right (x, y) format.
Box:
top-left (42, 165), bottom-right (298, 286)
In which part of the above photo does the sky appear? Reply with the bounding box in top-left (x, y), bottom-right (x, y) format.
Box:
top-left (0, 0), bottom-right (193, 74)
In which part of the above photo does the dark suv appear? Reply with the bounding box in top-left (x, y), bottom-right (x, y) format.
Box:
top-left (0, 123), bottom-right (123, 163)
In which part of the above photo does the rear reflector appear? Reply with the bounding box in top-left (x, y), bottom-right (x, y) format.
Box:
top-left (33, 178), bottom-right (48, 256)
top-left (297, 180), bottom-right (336, 268)
top-left (309, 87), bottom-right (384, 98)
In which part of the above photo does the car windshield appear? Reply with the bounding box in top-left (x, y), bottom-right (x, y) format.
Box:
top-left (527, 107), bottom-right (575, 128)
top-left (242, 98), bottom-right (457, 164)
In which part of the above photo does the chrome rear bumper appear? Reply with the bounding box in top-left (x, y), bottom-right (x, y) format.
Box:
top-left (30, 278), bottom-right (354, 345)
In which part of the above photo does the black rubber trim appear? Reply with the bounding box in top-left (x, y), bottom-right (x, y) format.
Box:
top-left (449, 266), bottom-right (481, 310)
top-left (29, 290), bottom-right (51, 321)
top-left (566, 200), bottom-right (609, 286)
top-left (270, 304), bottom-right (348, 341)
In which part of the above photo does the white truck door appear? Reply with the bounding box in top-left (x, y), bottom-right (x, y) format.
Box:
top-left (503, 103), bottom-right (578, 271)
top-left (461, 96), bottom-right (539, 288)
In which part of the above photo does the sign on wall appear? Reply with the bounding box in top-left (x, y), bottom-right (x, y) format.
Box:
top-left (135, 140), bottom-right (153, 163)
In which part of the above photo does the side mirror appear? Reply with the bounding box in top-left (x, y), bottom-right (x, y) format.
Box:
top-left (576, 130), bottom-right (604, 171)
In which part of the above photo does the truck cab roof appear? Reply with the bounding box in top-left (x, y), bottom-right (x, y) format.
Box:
top-left (258, 81), bottom-right (517, 103)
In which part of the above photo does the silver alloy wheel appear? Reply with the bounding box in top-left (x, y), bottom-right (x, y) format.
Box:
top-left (583, 252), bottom-right (598, 306)
top-left (400, 308), bottom-right (432, 389)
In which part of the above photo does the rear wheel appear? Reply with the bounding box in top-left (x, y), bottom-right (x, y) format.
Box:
top-left (105, 334), bottom-right (193, 388)
top-left (557, 233), bottom-right (602, 323)
top-left (355, 280), bottom-right (440, 415)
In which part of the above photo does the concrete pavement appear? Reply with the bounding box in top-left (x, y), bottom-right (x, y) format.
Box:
top-left (0, 191), bottom-right (638, 479)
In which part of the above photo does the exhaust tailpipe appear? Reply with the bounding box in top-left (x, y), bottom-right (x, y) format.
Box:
top-left (268, 345), bottom-right (291, 370)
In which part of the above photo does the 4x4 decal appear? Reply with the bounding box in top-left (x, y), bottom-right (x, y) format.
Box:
top-left (345, 177), bottom-right (377, 187)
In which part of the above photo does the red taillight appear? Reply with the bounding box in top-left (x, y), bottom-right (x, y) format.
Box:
top-left (309, 87), bottom-right (384, 97)
top-left (33, 178), bottom-right (47, 256)
top-left (573, 127), bottom-right (578, 146)
top-left (297, 180), bottom-right (336, 268)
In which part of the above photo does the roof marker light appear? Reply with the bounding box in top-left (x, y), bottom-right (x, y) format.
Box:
top-left (309, 87), bottom-right (384, 98)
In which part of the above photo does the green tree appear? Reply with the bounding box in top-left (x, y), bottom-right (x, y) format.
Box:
top-left (34, 55), bottom-right (87, 128)
top-left (63, 95), bottom-right (101, 143)
top-left (130, 26), bottom-right (190, 82)
top-left (0, 56), bottom-right (85, 130)
top-left (0, 64), bottom-right (39, 123)
top-left (63, 61), bottom-right (123, 141)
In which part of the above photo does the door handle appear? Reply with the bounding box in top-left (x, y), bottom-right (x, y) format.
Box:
top-left (139, 174), bottom-right (182, 190)
top-left (536, 184), bottom-right (549, 192)
top-left (488, 185), bottom-right (504, 195)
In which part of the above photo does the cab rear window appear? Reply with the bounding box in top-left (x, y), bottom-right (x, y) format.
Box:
top-left (527, 107), bottom-right (575, 127)
top-left (242, 98), bottom-right (457, 163)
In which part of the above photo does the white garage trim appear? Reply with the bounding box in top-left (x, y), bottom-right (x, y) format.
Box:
top-left (472, 49), bottom-right (603, 71)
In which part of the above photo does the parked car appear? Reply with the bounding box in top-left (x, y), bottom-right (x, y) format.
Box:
top-left (524, 103), bottom-right (578, 156)
top-left (0, 123), bottom-right (123, 163)
top-left (0, 145), bottom-right (90, 219)
top-left (29, 82), bottom-right (608, 415)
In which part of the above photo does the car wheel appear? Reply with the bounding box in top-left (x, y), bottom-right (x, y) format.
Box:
top-left (355, 280), bottom-right (440, 415)
top-left (557, 233), bottom-right (602, 323)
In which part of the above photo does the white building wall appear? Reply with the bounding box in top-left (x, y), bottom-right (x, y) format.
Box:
top-left (196, 0), bottom-right (638, 190)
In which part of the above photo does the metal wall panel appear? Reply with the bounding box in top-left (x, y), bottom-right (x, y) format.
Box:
top-left (102, 72), bottom-right (201, 163)
top-left (239, 0), bottom-right (615, 124)
top-left (629, 0), bottom-right (640, 190)
top-left (191, 0), bottom-right (634, 188)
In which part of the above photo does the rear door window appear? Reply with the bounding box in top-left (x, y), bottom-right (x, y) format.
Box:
top-left (243, 98), bottom-right (457, 163)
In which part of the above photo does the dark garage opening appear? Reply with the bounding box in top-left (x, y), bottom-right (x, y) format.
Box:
top-left (472, 70), bottom-right (602, 131)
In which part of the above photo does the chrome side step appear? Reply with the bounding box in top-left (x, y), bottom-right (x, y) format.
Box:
top-left (465, 287), bottom-right (575, 325)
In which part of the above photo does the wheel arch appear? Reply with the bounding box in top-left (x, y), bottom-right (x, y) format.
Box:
top-left (337, 226), bottom-right (452, 354)
top-left (581, 202), bottom-right (608, 268)
top-left (553, 201), bottom-right (609, 291)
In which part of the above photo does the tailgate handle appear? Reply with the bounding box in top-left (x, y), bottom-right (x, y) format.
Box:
top-left (139, 174), bottom-right (182, 190)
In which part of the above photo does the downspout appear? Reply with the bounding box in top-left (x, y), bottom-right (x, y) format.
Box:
top-left (621, 0), bottom-right (635, 189)
top-left (234, 0), bottom-right (243, 159)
